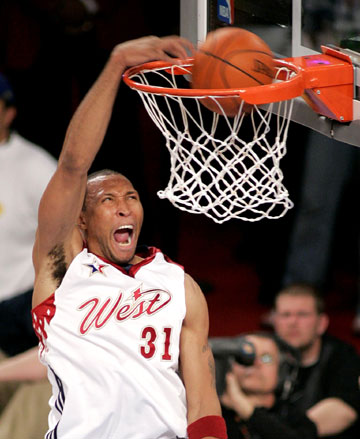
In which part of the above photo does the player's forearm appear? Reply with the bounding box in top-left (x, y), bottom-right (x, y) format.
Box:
top-left (59, 52), bottom-right (125, 174)
top-left (187, 397), bottom-right (222, 423)
top-left (0, 347), bottom-right (47, 382)
top-left (185, 354), bottom-right (225, 438)
top-left (183, 340), bottom-right (222, 423)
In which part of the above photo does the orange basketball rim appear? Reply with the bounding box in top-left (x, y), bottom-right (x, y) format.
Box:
top-left (123, 45), bottom-right (354, 123)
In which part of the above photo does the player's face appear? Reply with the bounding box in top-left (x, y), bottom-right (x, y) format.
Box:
top-left (233, 336), bottom-right (279, 394)
top-left (81, 175), bottom-right (144, 265)
top-left (273, 294), bottom-right (326, 351)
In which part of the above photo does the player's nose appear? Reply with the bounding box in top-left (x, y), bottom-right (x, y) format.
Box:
top-left (116, 198), bottom-right (131, 216)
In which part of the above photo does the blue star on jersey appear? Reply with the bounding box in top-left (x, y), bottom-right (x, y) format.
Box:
top-left (84, 260), bottom-right (107, 276)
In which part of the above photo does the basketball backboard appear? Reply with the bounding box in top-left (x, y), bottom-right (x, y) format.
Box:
top-left (180, 0), bottom-right (360, 146)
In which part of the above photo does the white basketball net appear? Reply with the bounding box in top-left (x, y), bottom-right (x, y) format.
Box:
top-left (128, 64), bottom-right (295, 223)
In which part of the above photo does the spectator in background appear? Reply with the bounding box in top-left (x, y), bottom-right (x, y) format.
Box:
top-left (0, 72), bottom-right (56, 438)
top-left (273, 284), bottom-right (360, 438)
top-left (278, 131), bottom-right (360, 334)
top-left (215, 332), bottom-right (317, 438)
top-left (0, 72), bottom-right (57, 357)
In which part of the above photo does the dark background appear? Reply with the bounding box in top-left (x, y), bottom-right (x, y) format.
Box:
top-left (1, 0), bottom-right (359, 349)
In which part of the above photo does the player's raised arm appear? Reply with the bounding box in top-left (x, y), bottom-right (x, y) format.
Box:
top-left (180, 274), bottom-right (227, 439)
top-left (32, 36), bottom-right (193, 287)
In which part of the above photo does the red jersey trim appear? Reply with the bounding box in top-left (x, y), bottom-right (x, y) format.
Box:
top-left (93, 246), bottom-right (184, 277)
top-left (32, 293), bottom-right (56, 350)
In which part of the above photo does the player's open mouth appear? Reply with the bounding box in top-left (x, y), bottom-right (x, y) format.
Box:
top-left (114, 225), bottom-right (134, 246)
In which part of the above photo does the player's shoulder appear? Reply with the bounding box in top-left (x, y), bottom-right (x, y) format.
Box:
top-left (184, 272), bottom-right (208, 303)
top-left (183, 272), bottom-right (209, 328)
top-left (184, 272), bottom-right (198, 289)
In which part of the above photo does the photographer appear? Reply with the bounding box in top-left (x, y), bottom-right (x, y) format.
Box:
top-left (211, 332), bottom-right (317, 439)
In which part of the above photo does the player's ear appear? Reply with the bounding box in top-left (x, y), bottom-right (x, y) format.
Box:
top-left (78, 213), bottom-right (87, 231)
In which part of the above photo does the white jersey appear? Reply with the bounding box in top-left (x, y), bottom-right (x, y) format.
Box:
top-left (32, 247), bottom-right (188, 439)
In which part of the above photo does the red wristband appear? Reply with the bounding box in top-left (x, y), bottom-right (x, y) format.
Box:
top-left (187, 415), bottom-right (227, 439)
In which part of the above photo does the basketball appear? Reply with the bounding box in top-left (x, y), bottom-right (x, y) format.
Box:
top-left (191, 27), bottom-right (275, 116)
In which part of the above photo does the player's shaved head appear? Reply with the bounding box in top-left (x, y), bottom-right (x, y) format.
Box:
top-left (82, 169), bottom-right (130, 212)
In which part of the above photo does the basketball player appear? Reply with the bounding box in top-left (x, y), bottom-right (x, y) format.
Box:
top-left (31, 35), bottom-right (227, 439)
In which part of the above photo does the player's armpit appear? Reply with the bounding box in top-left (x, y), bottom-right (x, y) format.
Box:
top-left (306, 397), bottom-right (357, 436)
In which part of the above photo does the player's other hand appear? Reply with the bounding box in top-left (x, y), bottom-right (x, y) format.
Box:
top-left (112, 35), bottom-right (194, 70)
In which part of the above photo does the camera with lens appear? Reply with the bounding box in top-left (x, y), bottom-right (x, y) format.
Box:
top-left (209, 336), bottom-right (256, 396)
top-left (209, 334), bottom-right (300, 399)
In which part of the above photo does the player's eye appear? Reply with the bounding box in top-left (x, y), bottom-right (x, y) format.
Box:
top-left (102, 196), bottom-right (113, 202)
